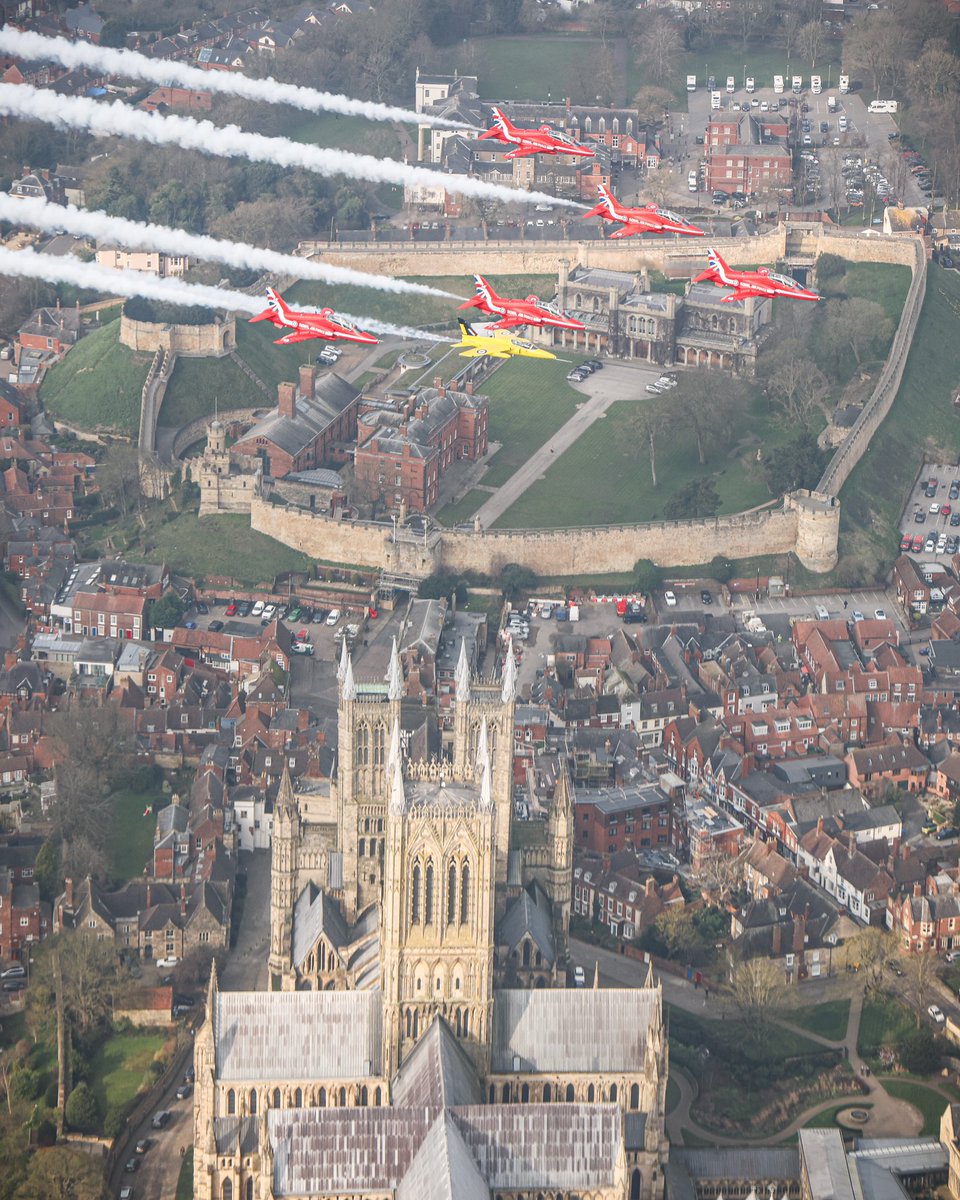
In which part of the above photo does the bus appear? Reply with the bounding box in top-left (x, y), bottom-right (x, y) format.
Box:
top-left (726, 76), bottom-right (736, 93)
top-left (811, 75), bottom-right (822, 94)
top-left (838, 74), bottom-right (850, 93)
top-left (792, 75), bottom-right (803, 93)
top-left (745, 76), bottom-right (755, 93)
top-left (773, 75), bottom-right (784, 94)
top-left (686, 74), bottom-right (697, 92)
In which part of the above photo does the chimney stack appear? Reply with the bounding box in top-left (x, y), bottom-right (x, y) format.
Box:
top-left (278, 382), bottom-right (296, 419)
top-left (299, 363), bottom-right (316, 397)
top-left (64, 878), bottom-right (74, 908)
top-left (645, 877), bottom-right (656, 896)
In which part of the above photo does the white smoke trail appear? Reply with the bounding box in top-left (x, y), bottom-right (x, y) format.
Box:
top-left (0, 246), bottom-right (445, 340)
top-left (0, 194), bottom-right (461, 299)
top-left (0, 83), bottom-right (582, 210)
top-left (0, 27), bottom-right (476, 131)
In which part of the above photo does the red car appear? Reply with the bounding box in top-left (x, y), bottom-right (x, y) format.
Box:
top-left (912, 533), bottom-right (925, 552)
top-left (225, 602), bottom-right (237, 616)
top-left (943, 505), bottom-right (953, 516)
top-left (296, 629), bottom-right (309, 641)
top-left (900, 534), bottom-right (912, 552)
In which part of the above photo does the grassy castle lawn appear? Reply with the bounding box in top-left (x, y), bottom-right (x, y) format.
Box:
top-left (106, 779), bottom-right (169, 883)
top-left (88, 1029), bottom-right (169, 1119)
top-left (159, 353), bottom-right (268, 428)
top-left (786, 998), bottom-right (851, 1042)
top-left (879, 1079), bottom-right (951, 1137)
top-left (39, 321), bottom-right (152, 436)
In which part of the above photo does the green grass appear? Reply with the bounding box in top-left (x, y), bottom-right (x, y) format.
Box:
top-left (450, 35), bottom-right (609, 102)
top-left (176, 1146), bottom-right (194, 1200)
top-left (478, 356), bottom-right (592, 489)
top-left (284, 111), bottom-right (401, 156)
top-left (838, 266), bottom-right (960, 571)
top-left (39, 322), bottom-right (153, 435)
top-left (785, 999), bottom-right (851, 1042)
top-left (88, 1030), bottom-right (167, 1119)
top-left (106, 783), bottom-right (168, 882)
top-left (857, 997), bottom-right (916, 1057)
top-left (142, 511), bottom-right (313, 584)
top-left (159, 355), bottom-right (267, 427)
top-left (879, 1079), bottom-right (950, 1136)
top-left (0, 1010), bottom-right (26, 1049)
top-left (804, 1100), bottom-right (872, 1129)
top-left (436, 489), bottom-right (489, 526)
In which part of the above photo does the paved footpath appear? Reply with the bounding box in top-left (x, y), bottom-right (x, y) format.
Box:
top-left (472, 362), bottom-right (661, 528)
top-left (569, 939), bottom-right (930, 1145)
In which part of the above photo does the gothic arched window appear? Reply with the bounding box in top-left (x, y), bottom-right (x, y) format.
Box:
top-left (295, 1087), bottom-right (302, 1107)
top-left (319, 1088), bottom-right (326, 1107)
top-left (447, 863), bottom-right (457, 924)
top-left (566, 1083), bottom-right (575, 1102)
top-left (425, 862), bottom-right (435, 924)
top-left (226, 1089), bottom-right (236, 1115)
top-left (460, 863), bottom-right (470, 924)
top-left (355, 722), bottom-right (369, 766)
top-left (222, 1182), bottom-right (232, 1200)
top-left (610, 1083), bottom-right (618, 1102)
top-left (631, 1083), bottom-right (640, 1109)
top-left (272, 1088), bottom-right (280, 1108)
top-left (249, 1089), bottom-right (257, 1115)
top-left (411, 863), bottom-right (421, 924)
top-left (246, 1180), bottom-right (253, 1200)
top-left (373, 723), bottom-right (386, 766)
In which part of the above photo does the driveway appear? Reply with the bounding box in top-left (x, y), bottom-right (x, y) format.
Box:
top-left (220, 849), bottom-right (272, 992)
top-left (473, 362), bottom-right (662, 528)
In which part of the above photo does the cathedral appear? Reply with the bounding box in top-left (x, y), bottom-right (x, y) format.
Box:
top-left (193, 638), bottom-right (669, 1200)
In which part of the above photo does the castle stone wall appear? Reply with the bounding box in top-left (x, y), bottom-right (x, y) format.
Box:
top-left (119, 313), bottom-right (236, 358)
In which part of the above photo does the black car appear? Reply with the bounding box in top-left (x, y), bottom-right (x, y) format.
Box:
top-left (237, 601), bottom-right (252, 617)
top-left (124, 1158), bottom-right (140, 1174)
top-left (196, 602), bottom-right (208, 615)
top-left (208, 620), bottom-right (224, 633)
top-left (299, 607), bottom-right (313, 623)
top-left (134, 1139), bottom-right (150, 1155)
top-left (583, 360), bottom-right (603, 371)
top-left (943, 255), bottom-right (956, 269)
top-left (937, 826), bottom-right (959, 840)
top-left (2, 979), bottom-right (25, 991)
top-left (700, 590), bottom-right (713, 605)
top-left (914, 510), bottom-right (926, 523)
top-left (184, 1068), bottom-right (195, 1085)
top-left (175, 1083), bottom-right (192, 1101)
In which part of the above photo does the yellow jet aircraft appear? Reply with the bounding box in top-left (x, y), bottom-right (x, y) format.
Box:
top-left (451, 318), bottom-right (558, 360)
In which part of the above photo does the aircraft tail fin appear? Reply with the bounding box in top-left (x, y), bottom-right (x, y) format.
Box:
top-left (249, 287), bottom-right (286, 323)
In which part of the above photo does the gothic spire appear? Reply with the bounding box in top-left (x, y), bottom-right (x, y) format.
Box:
top-left (206, 957), bottom-right (218, 1032)
top-left (389, 750), bottom-right (406, 816)
top-left (342, 647), bottom-right (356, 701)
top-left (276, 765), bottom-right (297, 822)
top-left (387, 637), bottom-right (403, 702)
top-left (477, 718), bottom-right (492, 810)
top-left (455, 637), bottom-right (471, 701)
top-left (337, 636), bottom-right (349, 685)
top-left (501, 636), bottom-right (517, 703)
top-left (387, 715), bottom-right (401, 773)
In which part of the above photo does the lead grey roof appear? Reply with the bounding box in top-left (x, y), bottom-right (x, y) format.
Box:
top-left (453, 1103), bottom-right (621, 1188)
top-left (215, 991), bottom-right (381, 1081)
top-left (491, 988), bottom-right (658, 1073)
top-left (499, 887), bottom-right (555, 963)
top-left (799, 1129), bottom-right (856, 1200)
top-left (396, 1111), bottom-right (489, 1200)
top-left (292, 884), bottom-right (348, 969)
top-left (671, 1147), bottom-right (800, 1179)
top-left (392, 1016), bottom-right (483, 1111)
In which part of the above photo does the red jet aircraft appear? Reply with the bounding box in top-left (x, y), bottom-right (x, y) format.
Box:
top-left (249, 287), bottom-right (379, 346)
top-left (581, 184), bottom-right (705, 238)
top-left (692, 248), bottom-right (821, 303)
top-left (458, 275), bottom-right (586, 332)
top-left (478, 106), bottom-right (594, 160)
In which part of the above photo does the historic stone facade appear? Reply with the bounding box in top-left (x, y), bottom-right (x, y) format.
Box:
top-left (193, 645), bottom-right (668, 1199)
top-left (119, 312), bottom-right (236, 357)
top-left (194, 419), bottom-right (263, 517)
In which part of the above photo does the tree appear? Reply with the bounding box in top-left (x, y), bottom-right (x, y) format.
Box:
top-left (635, 15), bottom-right (682, 85)
top-left (763, 340), bottom-right (830, 429)
top-left (782, 10), bottom-right (803, 58)
top-left (909, 40), bottom-right (960, 104)
top-left (28, 934), bottom-right (129, 1046)
top-left (665, 477), bottom-right (722, 519)
top-left (763, 430), bottom-right (827, 493)
top-left (844, 926), bottom-right (895, 995)
top-left (97, 441), bottom-right (141, 520)
top-left (695, 844), bottom-right (743, 906)
top-left (709, 554), bottom-right (735, 584)
top-left (631, 85), bottom-right (674, 128)
top-left (65, 1082), bottom-right (100, 1134)
top-left (903, 948), bottom-right (939, 1027)
top-left (632, 558), bottom-right (664, 594)
top-left (728, 955), bottom-right (786, 1025)
top-left (151, 590), bottom-right (187, 632)
top-left (820, 298), bottom-right (894, 374)
top-left (630, 401), bottom-right (668, 488)
top-left (654, 905), bottom-right (699, 959)
top-left (499, 563), bottom-right (538, 601)
top-left (898, 1027), bottom-right (941, 1073)
top-left (815, 253), bottom-right (847, 289)
top-left (13, 1146), bottom-right (105, 1200)
top-left (797, 20), bottom-right (824, 69)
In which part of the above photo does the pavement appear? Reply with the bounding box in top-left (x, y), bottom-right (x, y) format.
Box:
top-left (472, 361), bottom-right (661, 528)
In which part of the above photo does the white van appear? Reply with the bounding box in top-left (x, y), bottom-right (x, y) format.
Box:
top-left (838, 74), bottom-right (850, 94)
top-left (814, 604), bottom-right (830, 621)
top-left (726, 76), bottom-right (736, 93)
top-left (773, 74), bottom-right (784, 94)
top-left (686, 74), bottom-right (697, 92)
top-left (688, 171), bottom-right (698, 192)
top-left (792, 75), bottom-right (802, 93)
top-left (745, 76), bottom-right (755, 93)
top-left (711, 90), bottom-right (721, 110)
top-left (811, 74), bottom-right (822, 94)
top-left (868, 99), bottom-right (898, 113)
top-left (827, 95), bottom-right (838, 112)
top-left (838, 114), bottom-right (848, 131)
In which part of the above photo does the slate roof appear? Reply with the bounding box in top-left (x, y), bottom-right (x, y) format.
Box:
top-left (392, 1017), bottom-right (483, 1110)
top-left (498, 886), bottom-right (556, 963)
top-left (291, 883), bottom-right (348, 968)
top-left (214, 991), bottom-right (382, 1080)
top-left (395, 1111), bottom-right (489, 1200)
top-left (490, 989), bottom-right (657, 1073)
top-left (242, 374), bottom-right (359, 457)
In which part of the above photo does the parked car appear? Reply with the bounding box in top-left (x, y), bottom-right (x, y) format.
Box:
top-left (938, 827), bottom-right (959, 840)
top-left (155, 957), bottom-right (179, 969)
top-left (663, 591), bottom-right (677, 607)
top-left (945, 950), bottom-right (960, 963)
top-left (225, 602), bottom-right (237, 616)
top-left (911, 534), bottom-right (924, 552)
top-left (874, 608), bottom-right (886, 620)
top-left (700, 590), bottom-right (713, 605)
top-left (0, 965), bottom-right (25, 979)
top-left (852, 610), bottom-right (865, 622)
top-left (124, 1158), bottom-right (140, 1173)
top-left (250, 600), bottom-right (265, 617)
top-left (573, 966), bottom-right (586, 987)
top-left (119, 1188), bottom-right (134, 1200)
top-left (900, 534), bottom-right (912, 551)
top-left (928, 1004), bottom-right (946, 1022)
top-left (2, 980), bottom-right (25, 991)
top-left (134, 1139), bottom-right (150, 1155)
top-left (325, 609), bottom-right (340, 626)
top-left (151, 1110), bottom-right (171, 1129)
top-left (175, 1083), bottom-right (192, 1101)
top-left (195, 602), bottom-right (208, 615)
top-left (208, 620), bottom-right (224, 633)
top-left (915, 509), bottom-right (926, 523)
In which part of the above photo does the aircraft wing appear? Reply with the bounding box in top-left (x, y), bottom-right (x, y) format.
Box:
top-left (504, 145), bottom-right (540, 159)
top-left (273, 328), bottom-right (328, 344)
top-left (489, 315), bottom-right (528, 330)
top-left (720, 288), bottom-right (758, 303)
top-left (609, 222), bottom-right (647, 239)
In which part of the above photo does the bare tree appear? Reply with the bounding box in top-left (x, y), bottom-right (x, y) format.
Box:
top-left (696, 844), bottom-right (743, 906)
top-left (763, 340), bottom-right (830, 428)
top-left (782, 10), bottom-right (803, 59)
top-left (903, 948), bottom-right (939, 1027)
top-left (820, 298), bottom-right (894, 371)
top-left (908, 40), bottom-right (960, 104)
top-left (797, 20), bottom-right (824, 70)
top-left (631, 401), bottom-right (669, 488)
top-left (632, 85), bottom-right (675, 128)
top-left (844, 926), bottom-right (895, 995)
top-left (728, 955), bottom-right (786, 1025)
top-left (635, 15), bottom-right (682, 86)
top-left (97, 441), bottom-right (142, 520)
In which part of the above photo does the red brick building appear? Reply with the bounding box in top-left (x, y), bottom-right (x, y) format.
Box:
top-left (17, 303), bottom-right (81, 360)
top-left (231, 368), bottom-right (360, 479)
top-left (139, 86), bottom-right (213, 112)
top-left (0, 868), bottom-right (48, 964)
top-left (575, 780), bottom-right (675, 854)
top-left (354, 381), bottom-right (489, 513)
top-left (704, 113), bottom-right (792, 196)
